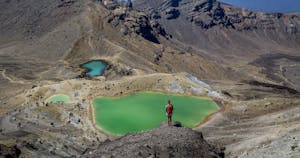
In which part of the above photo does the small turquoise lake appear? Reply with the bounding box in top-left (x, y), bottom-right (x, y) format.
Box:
top-left (46, 94), bottom-right (71, 103)
top-left (93, 92), bottom-right (219, 135)
top-left (81, 60), bottom-right (107, 77)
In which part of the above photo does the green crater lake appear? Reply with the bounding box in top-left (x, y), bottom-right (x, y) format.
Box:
top-left (46, 94), bottom-right (71, 103)
top-left (93, 92), bottom-right (219, 135)
top-left (81, 60), bottom-right (107, 77)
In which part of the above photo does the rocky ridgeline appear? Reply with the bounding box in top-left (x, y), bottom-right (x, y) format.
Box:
top-left (101, 0), bottom-right (169, 43)
top-left (188, 0), bottom-right (298, 31)
top-left (134, 0), bottom-right (299, 33)
top-left (85, 123), bottom-right (224, 158)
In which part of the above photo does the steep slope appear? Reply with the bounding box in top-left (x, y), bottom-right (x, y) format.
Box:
top-left (0, 0), bottom-right (88, 81)
top-left (0, 0), bottom-right (84, 44)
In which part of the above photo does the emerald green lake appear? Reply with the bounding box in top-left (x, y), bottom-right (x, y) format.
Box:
top-left (46, 94), bottom-right (71, 103)
top-left (93, 92), bottom-right (218, 135)
top-left (81, 60), bottom-right (107, 77)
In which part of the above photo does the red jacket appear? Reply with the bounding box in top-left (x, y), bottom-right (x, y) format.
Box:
top-left (165, 104), bottom-right (173, 114)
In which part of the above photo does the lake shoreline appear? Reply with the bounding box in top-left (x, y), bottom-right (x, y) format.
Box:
top-left (92, 91), bottom-right (220, 135)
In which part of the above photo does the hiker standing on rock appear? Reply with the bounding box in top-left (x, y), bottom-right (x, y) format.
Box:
top-left (165, 100), bottom-right (173, 125)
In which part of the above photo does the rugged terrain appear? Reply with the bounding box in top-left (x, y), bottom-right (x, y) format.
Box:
top-left (135, 0), bottom-right (300, 91)
top-left (0, 0), bottom-right (299, 157)
top-left (85, 123), bottom-right (224, 158)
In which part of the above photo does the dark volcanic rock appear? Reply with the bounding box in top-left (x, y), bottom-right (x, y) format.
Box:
top-left (102, 0), bottom-right (119, 10)
top-left (213, 4), bottom-right (225, 20)
top-left (107, 8), bottom-right (169, 43)
top-left (192, 14), bottom-right (215, 29)
top-left (84, 123), bottom-right (223, 158)
top-left (193, 0), bottom-right (215, 12)
top-left (245, 80), bottom-right (299, 95)
top-left (189, 1), bottom-right (235, 29)
top-left (165, 8), bottom-right (180, 20)
top-left (149, 9), bottom-right (161, 19)
top-left (134, 0), bottom-right (300, 51)
top-left (251, 54), bottom-right (300, 90)
top-left (0, 144), bottom-right (21, 158)
top-left (164, 0), bottom-right (182, 8)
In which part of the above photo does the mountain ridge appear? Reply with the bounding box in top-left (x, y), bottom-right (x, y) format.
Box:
top-left (134, 0), bottom-right (300, 60)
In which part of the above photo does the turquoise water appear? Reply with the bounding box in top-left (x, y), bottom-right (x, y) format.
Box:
top-left (46, 94), bottom-right (71, 103)
top-left (81, 60), bottom-right (107, 77)
top-left (93, 92), bottom-right (219, 135)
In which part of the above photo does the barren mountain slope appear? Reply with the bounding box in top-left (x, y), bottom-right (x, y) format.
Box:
top-left (134, 0), bottom-right (300, 92)
top-left (0, 0), bottom-right (231, 81)
top-left (134, 0), bottom-right (300, 58)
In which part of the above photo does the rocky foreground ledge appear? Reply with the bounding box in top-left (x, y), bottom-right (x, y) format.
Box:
top-left (83, 123), bottom-right (224, 158)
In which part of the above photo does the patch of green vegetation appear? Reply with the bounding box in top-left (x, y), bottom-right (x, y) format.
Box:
top-left (93, 92), bottom-right (218, 135)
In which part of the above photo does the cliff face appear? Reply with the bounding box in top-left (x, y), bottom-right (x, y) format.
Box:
top-left (134, 0), bottom-right (300, 60)
top-left (105, 5), bottom-right (168, 44)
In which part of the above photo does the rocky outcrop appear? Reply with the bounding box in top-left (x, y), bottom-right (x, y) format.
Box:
top-left (188, 0), bottom-right (233, 29)
top-left (165, 8), bottom-right (180, 20)
top-left (245, 80), bottom-right (299, 95)
top-left (101, 0), bottom-right (119, 10)
top-left (0, 144), bottom-right (21, 158)
top-left (137, 0), bottom-right (297, 31)
top-left (84, 123), bottom-right (224, 158)
top-left (135, 0), bottom-right (300, 31)
top-left (163, 0), bottom-right (182, 8)
top-left (106, 6), bottom-right (168, 43)
top-left (134, 0), bottom-right (300, 71)
top-left (187, 0), bottom-right (297, 31)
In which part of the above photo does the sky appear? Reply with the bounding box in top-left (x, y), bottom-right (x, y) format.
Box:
top-left (218, 0), bottom-right (300, 13)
